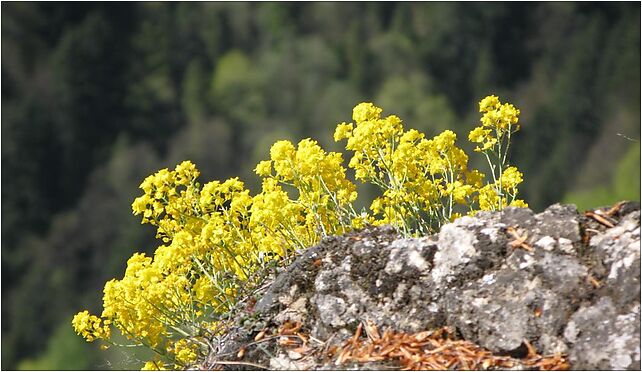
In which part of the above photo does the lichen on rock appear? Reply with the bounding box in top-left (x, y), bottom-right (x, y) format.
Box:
top-left (208, 202), bottom-right (641, 370)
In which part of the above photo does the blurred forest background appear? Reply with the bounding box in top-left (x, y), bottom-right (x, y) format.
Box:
top-left (2, 2), bottom-right (640, 370)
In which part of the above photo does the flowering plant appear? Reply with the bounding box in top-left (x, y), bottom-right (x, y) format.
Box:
top-left (73, 96), bottom-right (526, 369)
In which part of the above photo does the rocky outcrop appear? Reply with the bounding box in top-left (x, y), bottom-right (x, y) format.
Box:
top-left (208, 202), bottom-right (640, 370)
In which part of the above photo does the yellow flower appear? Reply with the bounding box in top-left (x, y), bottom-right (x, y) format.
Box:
top-left (479, 95), bottom-right (500, 112)
top-left (510, 199), bottom-right (529, 208)
top-left (254, 160), bottom-right (272, 177)
top-left (334, 122), bottom-right (353, 142)
top-left (140, 176), bottom-right (154, 194)
top-left (478, 137), bottom-right (497, 152)
top-left (466, 170), bottom-right (485, 188)
top-left (432, 130), bottom-right (456, 152)
top-left (476, 96), bottom-right (520, 132)
top-left (477, 184), bottom-right (500, 211)
top-left (172, 339), bottom-right (199, 365)
top-left (72, 311), bottom-right (110, 342)
top-left (132, 194), bottom-right (150, 215)
top-left (468, 127), bottom-right (490, 143)
top-left (450, 182), bottom-right (473, 204)
top-left (270, 140), bottom-right (296, 179)
top-left (270, 140), bottom-right (296, 162)
top-left (174, 160), bottom-right (199, 186)
top-left (400, 129), bottom-right (423, 143)
top-left (500, 166), bottom-right (524, 192)
top-left (498, 103), bottom-right (520, 128)
top-left (352, 102), bottom-right (382, 122)
top-left (370, 198), bottom-right (383, 214)
top-left (142, 361), bottom-right (167, 370)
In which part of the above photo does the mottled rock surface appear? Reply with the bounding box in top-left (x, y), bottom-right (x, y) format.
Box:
top-left (211, 202), bottom-right (641, 370)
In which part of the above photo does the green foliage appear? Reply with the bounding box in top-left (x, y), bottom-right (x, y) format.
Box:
top-left (564, 143), bottom-right (641, 211)
top-left (211, 50), bottom-right (266, 125)
top-left (614, 143), bottom-right (641, 199)
top-left (181, 60), bottom-right (208, 122)
top-left (17, 321), bottom-right (96, 370)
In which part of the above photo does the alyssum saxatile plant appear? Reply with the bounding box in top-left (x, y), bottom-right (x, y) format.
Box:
top-left (73, 96), bottom-right (526, 369)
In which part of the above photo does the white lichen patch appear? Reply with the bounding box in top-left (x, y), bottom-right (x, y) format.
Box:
top-left (524, 277), bottom-right (541, 291)
top-left (588, 214), bottom-right (640, 286)
top-left (314, 294), bottom-right (347, 327)
top-left (480, 227), bottom-right (500, 243)
top-left (432, 224), bottom-right (478, 283)
top-left (289, 284), bottom-right (299, 297)
top-left (609, 304), bottom-right (641, 369)
top-left (608, 334), bottom-right (634, 370)
top-left (481, 273), bottom-right (496, 285)
top-left (270, 354), bottom-right (298, 370)
top-left (535, 236), bottom-right (556, 251)
top-left (408, 249), bottom-right (429, 271)
top-left (539, 334), bottom-right (569, 354)
top-left (385, 239), bottom-right (431, 274)
top-left (608, 241), bottom-right (639, 280)
top-left (564, 320), bottom-right (578, 343)
top-left (453, 215), bottom-right (485, 228)
top-left (519, 253), bottom-right (536, 269)
top-left (557, 237), bottom-right (574, 254)
top-left (590, 215), bottom-right (639, 249)
top-left (314, 270), bottom-right (333, 292)
top-left (277, 284), bottom-right (301, 306)
top-left (384, 257), bottom-right (404, 274)
top-left (269, 353), bottom-right (315, 370)
top-left (340, 255), bottom-right (352, 272)
top-left (392, 283), bottom-right (408, 303)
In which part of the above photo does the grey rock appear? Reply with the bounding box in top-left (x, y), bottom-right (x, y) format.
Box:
top-left (213, 202), bottom-right (641, 370)
top-left (534, 204), bottom-right (581, 242)
top-left (564, 298), bottom-right (640, 370)
top-left (590, 211), bottom-right (641, 308)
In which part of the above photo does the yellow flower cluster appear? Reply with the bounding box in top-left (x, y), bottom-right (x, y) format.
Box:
top-left (74, 96), bottom-right (528, 369)
top-left (335, 103), bottom-right (484, 235)
top-left (72, 310), bottom-right (110, 342)
top-left (74, 151), bottom-right (358, 368)
top-left (131, 161), bottom-right (203, 242)
top-left (469, 95), bottom-right (520, 152)
top-left (168, 339), bottom-right (200, 367)
top-left (468, 95), bottom-right (526, 210)
top-left (75, 162), bottom-right (256, 368)
top-left (141, 361), bottom-right (167, 371)
top-left (254, 138), bottom-right (358, 241)
top-left (479, 95), bottom-right (520, 128)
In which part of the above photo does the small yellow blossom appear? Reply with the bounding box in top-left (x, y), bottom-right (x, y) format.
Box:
top-left (254, 160), bottom-right (272, 177)
top-left (171, 339), bottom-right (199, 366)
top-left (510, 199), bottom-right (529, 208)
top-left (500, 166), bottom-right (524, 192)
top-left (142, 361), bottom-right (168, 370)
top-left (479, 95), bottom-right (500, 112)
top-left (352, 102), bottom-right (382, 122)
top-left (334, 122), bottom-right (353, 142)
top-left (468, 127), bottom-right (490, 143)
top-left (72, 311), bottom-right (110, 342)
